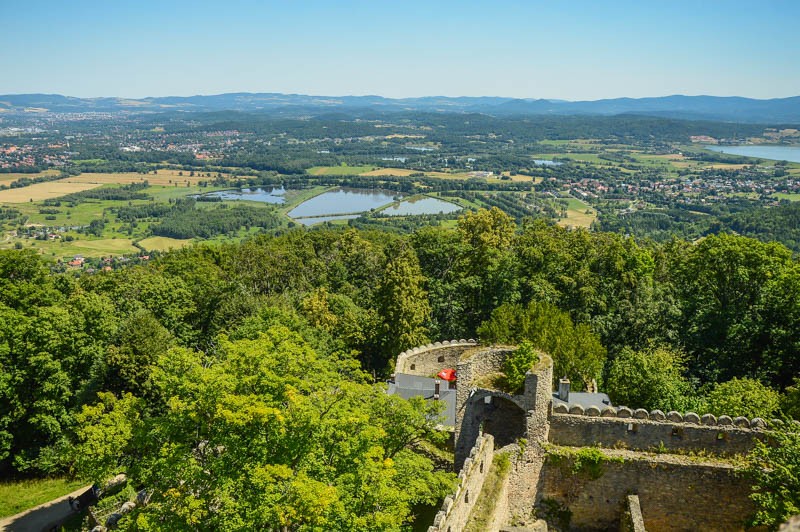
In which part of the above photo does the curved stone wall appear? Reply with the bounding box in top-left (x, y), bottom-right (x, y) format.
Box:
top-left (394, 339), bottom-right (477, 376)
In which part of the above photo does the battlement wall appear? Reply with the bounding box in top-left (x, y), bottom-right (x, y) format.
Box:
top-left (428, 433), bottom-right (494, 532)
top-left (550, 406), bottom-right (769, 455)
top-left (395, 339), bottom-right (477, 376)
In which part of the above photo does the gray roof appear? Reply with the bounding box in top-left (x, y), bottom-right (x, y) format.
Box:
top-left (387, 373), bottom-right (456, 426)
top-left (552, 392), bottom-right (612, 410)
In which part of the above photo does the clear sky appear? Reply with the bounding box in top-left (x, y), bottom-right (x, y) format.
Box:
top-left (1, 0), bottom-right (798, 100)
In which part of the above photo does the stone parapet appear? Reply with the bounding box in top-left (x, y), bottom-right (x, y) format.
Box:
top-left (395, 339), bottom-right (477, 376)
top-left (428, 433), bottom-right (494, 532)
top-left (549, 412), bottom-right (763, 455)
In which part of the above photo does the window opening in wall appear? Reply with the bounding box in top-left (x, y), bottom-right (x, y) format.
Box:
top-left (438, 355), bottom-right (445, 363)
top-left (717, 432), bottom-right (727, 441)
top-left (672, 427), bottom-right (684, 438)
top-left (627, 423), bottom-right (639, 433)
top-left (410, 364), bottom-right (415, 371)
top-left (465, 491), bottom-right (469, 504)
top-left (480, 461), bottom-right (484, 473)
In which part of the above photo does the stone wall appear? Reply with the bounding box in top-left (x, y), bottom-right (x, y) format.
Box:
top-left (550, 411), bottom-right (765, 456)
top-left (453, 347), bottom-right (550, 469)
top-left (537, 451), bottom-right (754, 531)
top-left (504, 355), bottom-right (554, 522)
top-left (620, 495), bottom-right (646, 532)
top-left (395, 340), bottom-right (477, 376)
top-left (428, 433), bottom-right (495, 532)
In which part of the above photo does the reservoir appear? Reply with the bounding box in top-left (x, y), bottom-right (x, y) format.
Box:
top-left (705, 145), bottom-right (800, 163)
top-left (197, 186), bottom-right (286, 204)
top-left (287, 187), bottom-right (399, 218)
top-left (382, 196), bottom-right (462, 216)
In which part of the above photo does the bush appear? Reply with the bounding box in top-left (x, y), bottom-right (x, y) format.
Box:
top-left (503, 342), bottom-right (539, 394)
top-left (703, 377), bottom-right (780, 419)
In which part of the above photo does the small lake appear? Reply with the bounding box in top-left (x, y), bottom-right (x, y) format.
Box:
top-left (288, 187), bottom-right (399, 218)
top-left (382, 196), bottom-right (462, 216)
top-left (705, 145), bottom-right (800, 163)
top-left (197, 186), bottom-right (286, 204)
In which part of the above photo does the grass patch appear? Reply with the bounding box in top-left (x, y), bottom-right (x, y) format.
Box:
top-left (773, 192), bottom-right (800, 201)
top-left (464, 453), bottom-right (511, 532)
top-left (306, 165), bottom-right (376, 176)
top-left (360, 167), bottom-right (419, 177)
top-left (138, 236), bottom-right (193, 252)
top-left (0, 478), bottom-right (87, 519)
top-left (547, 446), bottom-right (624, 480)
top-left (472, 371), bottom-right (510, 391)
top-left (557, 196), bottom-right (597, 229)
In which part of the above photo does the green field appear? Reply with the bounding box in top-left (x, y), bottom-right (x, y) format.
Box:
top-left (307, 165), bottom-right (376, 176)
top-left (557, 196), bottom-right (597, 228)
top-left (773, 192), bottom-right (800, 201)
top-left (138, 236), bottom-right (193, 251)
top-left (0, 478), bottom-right (87, 519)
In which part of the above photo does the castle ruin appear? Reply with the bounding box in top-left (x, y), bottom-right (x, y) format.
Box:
top-left (391, 341), bottom-right (767, 531)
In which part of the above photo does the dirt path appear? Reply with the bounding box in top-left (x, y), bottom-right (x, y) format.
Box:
top-left (0, 484), bottom-right (90, 532)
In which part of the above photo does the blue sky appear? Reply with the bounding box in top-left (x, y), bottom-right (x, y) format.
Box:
top-left (1, 0), bottom-right (798, 100)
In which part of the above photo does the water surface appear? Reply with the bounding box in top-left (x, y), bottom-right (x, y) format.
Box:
top-left (705, 145), bottom-right (800, 163)
top-left (288, 187), bottom-right (398, 218)
top-left (382, 196), bottom-right (461, 216)
top-left (197, 186), bottom-right (286, 204)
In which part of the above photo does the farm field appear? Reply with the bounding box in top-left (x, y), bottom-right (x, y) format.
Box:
top-left (0, 179), bottom-right (102, 203)
top-left (307, 165), bottom-right (376, 176)
top-left (0, 169), bottom-right (61, 186)
top-left (361, 167), bottom-right (418, 177)
top-left (63, 169), bottom-right (218, 186)
top-left (5, 237), bottom-right (140, 259)
top-left (138, 236), bottom-right (193, 251)
top-left (557, 196), bottom-right (597, 229)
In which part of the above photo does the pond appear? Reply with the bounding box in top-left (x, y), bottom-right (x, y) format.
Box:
top-left (705, 145), bottom-right (800, 163)
top-left (382, 196), bottom-right (462, 216)
top-left (196, 186), bottom-right (286, 204)
top-left (287, 187), bottom-right (399, 218)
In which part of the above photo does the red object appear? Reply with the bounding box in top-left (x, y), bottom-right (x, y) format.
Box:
top-left (437, 368), bottom-right (457, 382)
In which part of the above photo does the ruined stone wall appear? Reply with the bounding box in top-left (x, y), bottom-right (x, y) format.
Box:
top-left (504, 355), bottom-right (554, 522)
top-left (394, 340), bottom-right (477, 376)
top-left (537, 451), bottom-right (754, 531)
top-left (550, 412), bottom-right (764, 456)
top-left (428, 434), bottom-right (494, 532)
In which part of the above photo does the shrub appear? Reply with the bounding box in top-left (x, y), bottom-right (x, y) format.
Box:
top-left (503, 342), bottom-right (539, 394)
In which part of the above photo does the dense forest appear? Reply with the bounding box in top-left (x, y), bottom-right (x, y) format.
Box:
top-left (2, 209), bottom-right (800, 528)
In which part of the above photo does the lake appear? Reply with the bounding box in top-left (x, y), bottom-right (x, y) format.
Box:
top-left (197, 186), bottom-right (286, 204)
top-left (705, 145), bottom-right (800, 163)
top-left (288, 187), bottom-right (399, 218)
top-left (382, 196), bottom-right (462, 216)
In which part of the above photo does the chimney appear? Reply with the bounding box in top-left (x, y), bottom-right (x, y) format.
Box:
top-left (558, 377), bottom-right (570, 402)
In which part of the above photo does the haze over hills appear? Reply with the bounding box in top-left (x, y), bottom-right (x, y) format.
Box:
top-left (2, 92), bottom-right (800, 123)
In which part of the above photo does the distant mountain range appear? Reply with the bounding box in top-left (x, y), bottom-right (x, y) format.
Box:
top-left (2, 92), bottom-right (799, 123)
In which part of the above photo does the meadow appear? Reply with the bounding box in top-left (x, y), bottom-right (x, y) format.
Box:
top-left (0, 180), bottom-right (102, 203)
top-left (0, 478), bottom-right (87, 519)
top-left (557, 196), bottom-right (597, 228)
